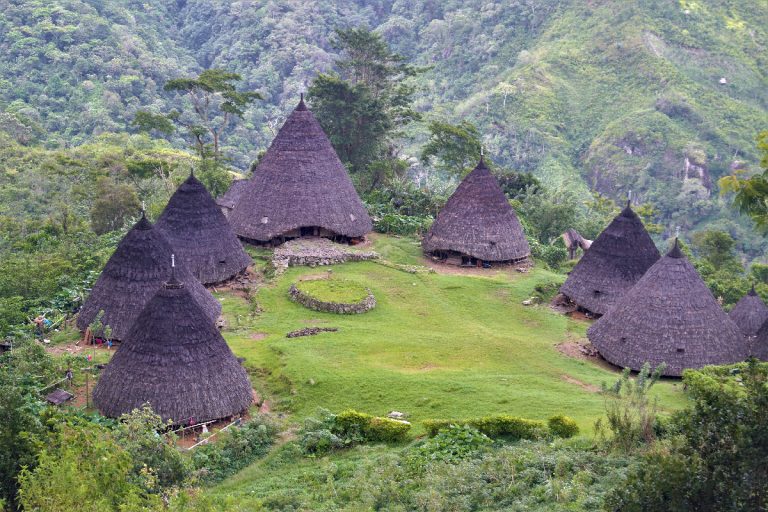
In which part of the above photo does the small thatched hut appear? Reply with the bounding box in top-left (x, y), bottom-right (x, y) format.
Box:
top-left (228, 96), bottom-right (372, 245)
top-left (93, 274), bottom-right (252, 423)
top-left (587, 239), bottom-right (749, 377)
top-left (77, 214), bottom-right (221, 340)
top-left (728, 286), bottom-right (768, 337)
top-left (559, 202), bottom-right (660, 315)
top-left (216, 178), bottom-right (248, 218)
top-left (422, 158), bottom-right (530, 266)
top-left (156, 173), bottom-right (251, 285)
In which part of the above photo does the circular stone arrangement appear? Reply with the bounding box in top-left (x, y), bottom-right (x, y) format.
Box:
top-left (289, 278), bottom-right (376, 314)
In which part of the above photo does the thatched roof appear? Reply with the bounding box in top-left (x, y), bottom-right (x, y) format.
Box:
top-left (587, 239), bottom-right (749, 376)
top-left (560, 202), bottom-right (660, 315)
top-left (752, 320), bottom-right (768, 361)
top-left (228, 96), bottom-right (372, 241)
top-left (729, 286), bottom-right (768, 337)
top-left (156, 173), bottom-right (251, 285)
top-left (77, 215), bottom-right (221, 339)
top-left (93, 275), bottom-right (252, 423)
top-left (216, 178), bottom-right (248, 211)
top-left (422, 158), bottom-right (530, 262)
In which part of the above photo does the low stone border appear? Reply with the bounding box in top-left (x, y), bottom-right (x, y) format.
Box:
top-left (289, 284), bottom-right (376, 314)
top-left (272, 238), bottom-right (379, 275)
top-left (286, 327), bottom-right (339, 338)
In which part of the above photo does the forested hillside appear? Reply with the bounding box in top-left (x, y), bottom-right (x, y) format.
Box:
top-left (2, 0), bottom-right (766, 242)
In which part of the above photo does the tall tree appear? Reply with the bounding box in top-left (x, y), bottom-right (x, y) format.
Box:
top-left (420, 120), bottom-right (482, 177)
top-left (309, 28), bottom-right (421, 189)
top-left (134, 69), bottom-right (261, 196)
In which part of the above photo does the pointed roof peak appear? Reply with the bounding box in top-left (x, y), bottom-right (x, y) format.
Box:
top-left (135, 210), bottom-right (152, 230)
top-left (668, 237), bottom-right (684, 258)
top-left (165, 254), bottom-right (183, 289)
top-left (296, 92), bottom-right (308, 111)
top-left (620, 200), bottom-right (636, 218)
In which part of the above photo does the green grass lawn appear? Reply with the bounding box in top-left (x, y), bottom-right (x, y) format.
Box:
top-left (218, 234), bottom-right (687, 435)
top-left (294, 277), bottom-right (370, 304)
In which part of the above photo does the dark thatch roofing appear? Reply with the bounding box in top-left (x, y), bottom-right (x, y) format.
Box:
top-left (749, 310), bottom-right (768, 361)
top-left (216, 178), bottom-right (248, 210)
top-left (228, 97), bottom-right (372, 241)
top-left (560, 202), bottom-right (660, 315)
top-left (77, 215), bottom-right (221, 340)
top-left (156, 173), bottom-right (252, 285)
top-left (587, 239), bottom-right (749, 377)
top-left (93, 275), bottom-right (252, 424)
top-left (728, 286), bottom-right (768, 337)
top-left (422, 158), bottom-right (530, 261)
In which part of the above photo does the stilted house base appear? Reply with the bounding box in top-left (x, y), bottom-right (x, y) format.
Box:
top-left (240, 227), bottom-right (365, 248)
top-left (427, 250), bottom-right (529, 268)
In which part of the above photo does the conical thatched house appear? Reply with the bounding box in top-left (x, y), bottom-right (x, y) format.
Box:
top-left (559, 202), bottom-right (660, 315)
top-left (216, 178), bottom-right (248, 218)
top-left (728, 286), bottom-right (768, 337)
top-left (587, 239), bottom-right (749, 377)
top-left (156, 173), bottom-right (251, 285)
top-left (751, 320), bottom-right (768, 361)
top-left (228, 96), bottom-right (372, 244)
top-left (93, 274), bottom-right (252, 423)
top-left (422, 158), bottom-right (530, 265)
top-left (77, 214), bottom-right (221, 340)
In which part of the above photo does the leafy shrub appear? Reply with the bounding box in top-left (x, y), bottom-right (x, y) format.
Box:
top-left (532, 278), bottom-right (565, 303)
top-left (548, 415), bottom-right (580, 439)
top-left (299, 408), bottom-right (411, 455)
top-left (424, 415), bottom-right (546, 440)
top-left (409, 425), bottom-right (492, 468)
top-left (528, 238), bottom-right (568, 269)
top-left (191, 415), bottom-right (279, 483)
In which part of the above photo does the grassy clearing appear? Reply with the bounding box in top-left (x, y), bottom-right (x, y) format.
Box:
top-left (295, 278), bottom-right (370, 304)
top-left (218, 234), bottom-right (687, 435)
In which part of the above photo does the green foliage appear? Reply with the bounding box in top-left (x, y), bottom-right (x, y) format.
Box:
top-left (720, 131), bottom-right (768, 231)
top-left (0, 374), bottom-right (46, 508)
top-left (157, 69), bottom-right (262, 159)
top-left (608, 361), bottom-right (768, 511)
top-left (298, 408), bottom-right (411, 455)
top-left (335, 410), bottom-right (411, 443)
top-left (690, 229), bottom-right (739, 270)
top-left (421, 120), bottom-right (482, 176)
top-left (90, 177), bottom-right (141, 235)
top-left (596, 363), bottom-right (666, 452)
top-left (423, 415), bottom-right (546, 440)
top-left (309, 27), bottom-right (421, 186)
top-left (408, 425), bottom-right (492, 468)
top-left (17, 423), bottom-right (162, 511)
top-left (191, 416), bottom-right (279, 484)
top-left (547, 415), bottom-right (580, 439)
top-left (115, 405), bottom-right (190, 490)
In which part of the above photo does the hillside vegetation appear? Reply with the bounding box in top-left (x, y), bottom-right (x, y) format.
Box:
top-left (1, 1), bottom-right (766, 247)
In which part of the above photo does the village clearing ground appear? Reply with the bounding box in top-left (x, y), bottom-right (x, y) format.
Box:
top-left (218, 234), bottom-right (688, 434)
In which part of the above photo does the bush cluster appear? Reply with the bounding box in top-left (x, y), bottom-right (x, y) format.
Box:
top-left (191, 416), bottom-right (279, 483)
top-left (299, 408), bottom-right (411, 455)
top-left (547, 415), bottom-right (580, 439)
top-left (424, 414), bottom-right (578, 440)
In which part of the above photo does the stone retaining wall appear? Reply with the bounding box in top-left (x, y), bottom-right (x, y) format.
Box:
top-left (288, 284), bottom-right (376, 314)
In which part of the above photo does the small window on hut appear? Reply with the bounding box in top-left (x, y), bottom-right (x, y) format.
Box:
top-left (620, 337), bottom-right (627, 343)
top-left (219, 259), bottom-right (226, 265)
top-left (676, 348), bottom-right (685, 353)
top-left (261, 216), bottom-right (269, 224)
top-left (593, 290), bottom-right (602, 296)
